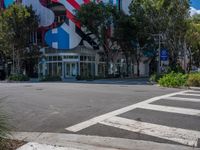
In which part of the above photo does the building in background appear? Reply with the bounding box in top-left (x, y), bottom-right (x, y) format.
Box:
top-left (3, 0), bottom-right (198, 79)
top-left (2, 0), bottom-right (147, 79)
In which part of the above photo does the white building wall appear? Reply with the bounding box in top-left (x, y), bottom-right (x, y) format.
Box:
top-left (121, 0), bottom-right (132, 15)
top-left (134, 62), bottom-right (149, 77)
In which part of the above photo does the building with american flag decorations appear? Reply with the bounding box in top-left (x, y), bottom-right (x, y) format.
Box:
top-left (1, 0), bottom-right (198, 79)
top-left (1, 0), bottom-right (138, 79)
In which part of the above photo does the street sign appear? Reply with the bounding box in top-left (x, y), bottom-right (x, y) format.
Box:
top-left (160, 48), bottom-right (168, 61)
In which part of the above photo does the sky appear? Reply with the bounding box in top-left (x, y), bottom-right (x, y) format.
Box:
top-left (190, 0), bottom-right (200, 15)
top-left (191, 0), bottom-right (200, 9)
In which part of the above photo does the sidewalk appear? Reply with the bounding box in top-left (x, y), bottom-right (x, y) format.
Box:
top-left (11, 132), bottom-right (200, 150)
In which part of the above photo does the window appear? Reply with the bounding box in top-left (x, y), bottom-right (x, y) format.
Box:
top-left (53, 56), bottom-right (57, 61)
top-left (58, 56), bottom-right (62, 61)
top-left (49, 56), bottom-right (53, 61)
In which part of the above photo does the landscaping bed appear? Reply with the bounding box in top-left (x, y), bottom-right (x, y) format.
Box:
top-left (150, 72), bottom-right (200, 88)
top-left (0, 139), bottom-right (26, 150)
top-left (7, 74), bottom-right (30, 82)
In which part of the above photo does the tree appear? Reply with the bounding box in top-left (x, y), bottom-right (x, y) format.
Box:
top-left (126, 0), bottom-right (158, 76)
top-left (128, 0), bottom-right (190, 74)
top-left (163, 0), bottom-right (190, 69)
top-left (113, 12), bottom-right (134, 76)
top-left (186, 14), bottom-right (200, 69)
top-left (0, 4), bottom-right (39, 74)
top-left (75, 2), bottom-right (119, 76)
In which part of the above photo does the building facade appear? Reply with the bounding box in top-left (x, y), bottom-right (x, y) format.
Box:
top-left (1, 0), bottom-right (199, 79)
top-left (1, 0), bottom-right (136, 79)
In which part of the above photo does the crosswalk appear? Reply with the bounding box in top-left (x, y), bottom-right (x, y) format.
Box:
top-left (66, 90), bottom-right (200, 147)
top-left (100, 116), bottom-right (200, 147)
top-left (165, 96), bottom-right (200, 102)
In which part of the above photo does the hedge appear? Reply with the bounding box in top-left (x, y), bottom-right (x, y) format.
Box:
top-left (158, 72), bottom-right (200, 88)
top-left (187, 73), bottom-right (200, 87)
top-left (39, 75), bottom-right (62, 82)
top-left (8, 74), bottom-right (29, 81)
top-left (158, 72), bottom-right (188, 88)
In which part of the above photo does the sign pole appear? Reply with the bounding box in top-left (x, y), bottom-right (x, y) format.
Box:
top-left (158, 34), bottom-right (161, 74)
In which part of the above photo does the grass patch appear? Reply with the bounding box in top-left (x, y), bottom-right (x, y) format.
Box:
top-left (0, 139), bottom-right (26, 150)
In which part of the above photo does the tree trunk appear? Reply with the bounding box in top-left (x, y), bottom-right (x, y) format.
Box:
top-left (105, 54), bottom-right (109, 78)
top-left (16, 49), bottom-right (21, 74)
top-left (137, 60), bottom-right (140, 77)
top-left (125, 54), bottom-right (129, 77)
top-left (187, 47), bottom-right (192, 73)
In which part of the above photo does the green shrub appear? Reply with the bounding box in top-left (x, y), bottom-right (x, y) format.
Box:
top-left (76, 75), bottom-right (83, 80)
top-left (8, 74), bottom-right (29, 81)
top-left (158, 72), bottom-right (188, 88)
top-left (150, 73), bottom-right (164, 83)
top-left (187, 73), bottom-right (200, 87)
top-left (76, 75), bottom-right (95, 81)
top-left (167, 64), bottom-right (185, 74)
top-left (40, 75), bottom-right (62, 82)
top-left (94, 76), bottom-right (105, 80)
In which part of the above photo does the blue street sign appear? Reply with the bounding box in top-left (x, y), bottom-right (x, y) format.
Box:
top-left (160, 48), bottom-right (168, 61)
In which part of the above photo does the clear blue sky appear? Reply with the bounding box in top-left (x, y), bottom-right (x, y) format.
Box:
top-left (191, 0), bottom-right (200, 9)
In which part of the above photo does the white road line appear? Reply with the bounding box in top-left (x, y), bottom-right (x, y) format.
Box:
top-left (187, 90), bottom-right (200, 93)
top-left (139, 104), bottom-right (200, 116)
top-left (12, 132), bottom-right (199, 150)
top-left (190, 87), bottom-right (200, 91)
top-left (165, 97), bottom-right (200, 102)
top-left (179, 93), bottom-right (200, 97)
top-left (66, 91), bottom-right (186, 132)
top-left (100, 116), bottom-right (200, 147)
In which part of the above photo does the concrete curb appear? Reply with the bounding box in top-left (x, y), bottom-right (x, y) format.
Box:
top-left (12, 132), bottom-right (200, 150)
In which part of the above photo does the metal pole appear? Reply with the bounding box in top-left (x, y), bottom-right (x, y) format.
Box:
top-left (158, 34), bottom-right (161, 74)
top-left (12, 45), bottom-right (15, 74)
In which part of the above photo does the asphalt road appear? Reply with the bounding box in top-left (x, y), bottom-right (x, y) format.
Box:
top-left (0, 81), bottom-right (199, 147)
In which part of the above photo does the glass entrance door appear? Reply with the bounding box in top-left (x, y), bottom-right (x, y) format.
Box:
top-left (65, 63), bottom-right (77, 78)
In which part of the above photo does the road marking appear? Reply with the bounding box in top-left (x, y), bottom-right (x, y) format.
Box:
top-left (66, 91), bottom-right (186, 132)
top-left (139, 104), bottom-right (200, 116)
top-left (165, 97), bottom-right (200, 102)
top-left (100, 116), bottom-right (200, 147)
top-left (179, 93), bottom-right (200, 97)
top-left (17, 142), bottom-right (81, 150)
top-left (190, 87), bottom-right (200, 91)
top-left (187, 90), bottom-right (200, 93)
top-left (12, 132), bottom-right (198, 150)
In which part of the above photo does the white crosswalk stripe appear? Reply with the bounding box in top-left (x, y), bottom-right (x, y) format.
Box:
top-left (66, 91), bottom-right (186, 132)
top-left (187, 90), bottom-right (200, 93)
top-left (179, 93), bottom-right (200, 97)
top-left (139, 104), bottom-right (200, 116)
top-left (165, 96), bottom-right (200, 102)
top-left (100, 116), bottom-right (200, 147)
top-left (66, 90), bottom-right (200, 147)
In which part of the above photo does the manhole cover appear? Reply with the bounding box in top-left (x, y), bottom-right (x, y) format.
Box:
top-left (36, 88), bottom-right (43, 91)
top-left (24, 85), bottom-right (32, 87)
top-left (134, 90), bottom-right (147, 92)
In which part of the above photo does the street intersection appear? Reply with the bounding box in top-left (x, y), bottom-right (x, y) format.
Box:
top-left (0, 81), bottom-right (199, 148)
